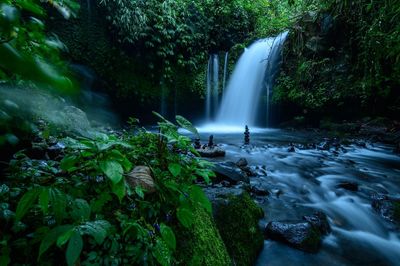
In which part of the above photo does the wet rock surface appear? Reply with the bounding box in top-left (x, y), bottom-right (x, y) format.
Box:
top-left (197, 146), bottom-right (226, 158)
top-left (336, 181), bottom-right (359, 191)
top-left (212, 162), bottom-right (249, 184)
top-left (302, 212), bottom-right (331, 235)
top-left (264, 221), bottom-right (322, 253)
top-left (264, 212), bottom-right (330, 253)
top-left (371, 194), bottom-right (400, 224)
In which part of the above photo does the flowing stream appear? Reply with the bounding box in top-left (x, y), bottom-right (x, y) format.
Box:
top-left (197, 129), bottom-right (400, 266)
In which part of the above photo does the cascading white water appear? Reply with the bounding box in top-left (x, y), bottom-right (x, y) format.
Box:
top-left (205, 54), bottom-right (219, 120)
top-left (201, 32), bottom-right (287, 132)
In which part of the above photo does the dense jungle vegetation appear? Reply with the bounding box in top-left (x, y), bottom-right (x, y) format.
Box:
top-left (0, 0), bottom-right (399, 265)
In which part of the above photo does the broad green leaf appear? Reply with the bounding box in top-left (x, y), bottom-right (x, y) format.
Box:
top-left (153, 239), bottom-right (171, 266)
top-left (79, 220), bottom-right (111, 245)
top-left (15, 0), bottom-right (44, 16)
top-left (176, 115), bottom-right (199, 137)
top-left (66, 231), bottom-right (83, 266)
top-left (152, 111), bottom-right (175, 127)
top-left (135, 186), bottom-right (144, 199)
top-left (0, 246), bottom-right (10, 266)
top-left (56, 229), bottom-right (74, 247)
top-left (190, 186), bottom-right (212, 213)
top-left (15, 188), bottom-right (40, 221)
top-left (38, 188), bottom-right (49, 214)
top-left (160, 224), bottom-right (176, 251)
top-left (60, 155), bottom-right (78, 172)
top-left (168, 163), bottom-right (181, 177)
top-left (111, 179), bottom-right (126, 201)
top-left (81, 151), bottom-right (95, 157)
top-left (38, 225), bottom-right (74, 260)
top-left (49, 188), bottom-right (67, 224)
top-left (71, 199), bottom-right (90, 222)
top-left (107, 150), bottom-right (132, 171)
top-left (99, 160), bottom-right (123, 184)
top-left (90, 193), bottom-right (112, 213)
top-left (176, 207), bottom-right (193, 228)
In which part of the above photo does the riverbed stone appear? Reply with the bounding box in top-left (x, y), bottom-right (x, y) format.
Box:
top-left (264, 221), bottom-right (322, 252)
top-left (212, 162), bottom-right (250, 184)
top-left (336, 181), bottom-right (359, 191)
top-left (236, 158), bottom-right (248, 167)
top-left (371, 194), bottom-right (400, 224)
top-left (197, 146), bottom-right (226, 158)
top-left (302, 212), bottom-right (331, 235)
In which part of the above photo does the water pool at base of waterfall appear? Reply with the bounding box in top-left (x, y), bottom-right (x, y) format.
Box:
top-left (195, 129), bottom-right (400, 266)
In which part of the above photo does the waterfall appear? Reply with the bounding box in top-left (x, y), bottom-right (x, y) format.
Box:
top-left (208, 32), bottom-right (288, 129)
top-left (205, 54), bottom-right (219, 121)
top-left (222, 52), bottom-right (229, 96)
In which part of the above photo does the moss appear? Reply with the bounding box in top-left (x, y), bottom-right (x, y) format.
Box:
top-left (175, 206), bottom-right (231, 266)
top-left (214, 192), bottom-right (264, 266)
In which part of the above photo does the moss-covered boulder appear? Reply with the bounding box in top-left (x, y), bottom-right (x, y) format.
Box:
top-left (175, 206), bottom-right (231, 266)
top-left (210, 190), bottom-right (264, 266)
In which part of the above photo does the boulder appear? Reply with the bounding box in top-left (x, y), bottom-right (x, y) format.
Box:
top-left (264, 212), bottom-right (331, 253)
top-left (175, 206), bottom-right (231, 266)
top-left (236, 158), bottom-right (248, 167)
top-left (250, 183), bottom-right (270, 197)
top-left (336, 182), bottom-right (359, 192)
top-left (197, 146), bottom-right (226, 158)
top-left (209, 191), bottom-right (264, 266)
top-left (371, 194), bottom-right (400, 224)
top-left (126, 166), bottom-right (156, 193)
top-left (302, 212), bottom-right (331, 235)
top-left (212, 162), bottom-right (249, 184)
top-left (264, 221), bottom-right (321, 253)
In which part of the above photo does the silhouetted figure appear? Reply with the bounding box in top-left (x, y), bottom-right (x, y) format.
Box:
top-left (208, 135), bottom-right (214, 147)
top-left (194, 138), bottom-right (201, 149)
top-left (244, 125), bottom-right (250, 145)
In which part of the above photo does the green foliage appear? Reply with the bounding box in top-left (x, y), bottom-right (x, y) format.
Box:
top-left (1, 114), bottom-right (216, 265)
top-left (273, 0), bottom-right (400, 118)
top-left (0, 0), bottom-right (79, 92)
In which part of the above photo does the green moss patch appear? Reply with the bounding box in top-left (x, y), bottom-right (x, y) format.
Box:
top-left (175, 206), bottom-right (231, 266)
top-left (214, 192), bottom-right (264, 266)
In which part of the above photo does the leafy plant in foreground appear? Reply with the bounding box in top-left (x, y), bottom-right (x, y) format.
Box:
top-left (1, 114), bottom-right (215, 265)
